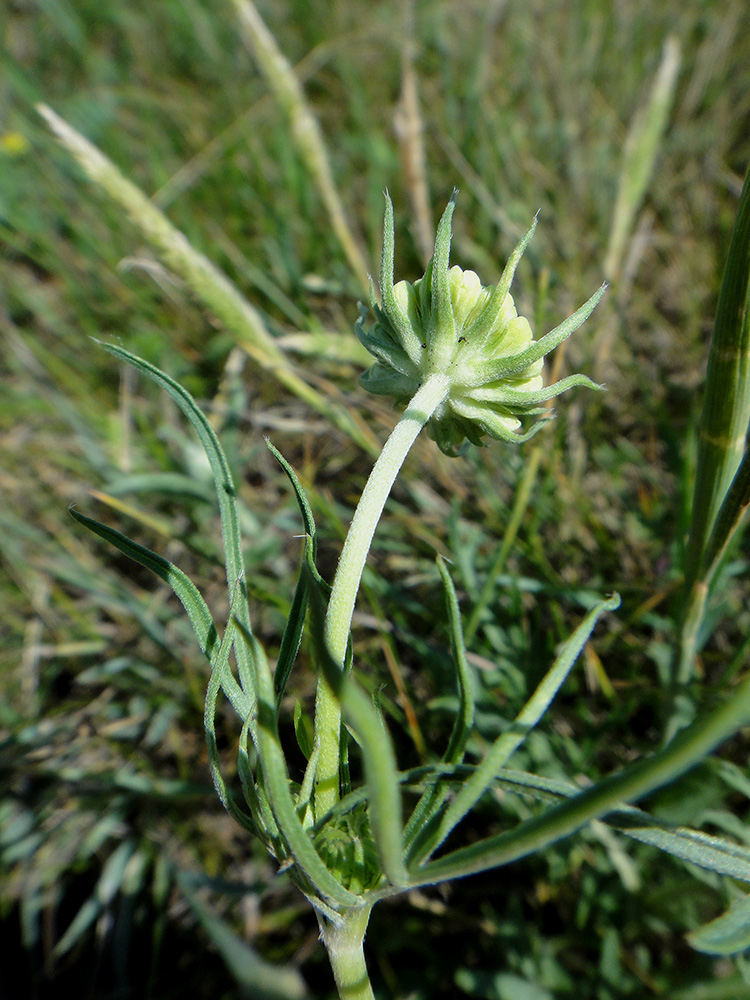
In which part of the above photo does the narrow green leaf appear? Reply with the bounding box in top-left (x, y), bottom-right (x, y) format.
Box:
top-left (233, 619), bottom-right (362, 908)
top-left (97, 841), bottom-right (138, 901)
top-left (713, 758), bottom-right (750, 800)
top-left (266, 441), bottom-right (318, 706)
top-left (204, 610), bottom-right (262, 838)
top-left (409, 667), bottom-right (750, 886)
top-left (266, 439), bottom-right (317, 541)
top-left (614, 816), bottom-right (750, 884)
top-left (273, 547), bottom-right (312, 709)
top-left (294, 701), bottom-right (314, 761)
top-left (677, 165), bottom-right (750, 692)
top-left (104, 470), bottom-right (215, 503)
top-left (465, 445), bottom-right (542, 645)
top-left (455, 969), bottom-right (554, 1000)
top-left (404, 558), bottom-right (474, 855)
top-left (53, 841), bottom-right (135, 958)
top-left (416, 593), bottom-right (620, 865)
top-left (296, 742), bottom-right (320, 824)
top-left (700, 444), bottom-right (750, 588)
top-left (238, 713), bottom-right (280, 846)
top-left (489, 768), bottom-right (750, 884)
top-left (437, 556), bottom-right (474, 765)
top-left (52, 897), bottom-right (101, 959)
top-left (177, 872), bottom-right (311, 1000)
top-left (93, 342), bottom-right (258, 714)
top-left (688, 895), bottom-right (750, 956)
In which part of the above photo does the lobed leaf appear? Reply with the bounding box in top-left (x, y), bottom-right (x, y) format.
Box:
top-left (233, 619), bottom-right (362, 908)
top-left (69, 506), bottom-right (250, 718)
top-left (93, 342), bottom-right (258, 716)
top-left (204, 610), bottom-right (261, 837)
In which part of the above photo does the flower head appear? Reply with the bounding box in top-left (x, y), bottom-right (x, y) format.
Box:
top-left (358, 191), bottom-right (606, 455)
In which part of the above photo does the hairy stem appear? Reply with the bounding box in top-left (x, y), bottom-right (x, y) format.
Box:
top-left (313, 374), bottom-right (450, 816)
top-left (319, 905), bottom-right (375, 1000)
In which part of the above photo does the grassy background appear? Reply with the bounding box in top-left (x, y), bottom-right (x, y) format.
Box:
top-left (2, 0), bottom-right (750, 997)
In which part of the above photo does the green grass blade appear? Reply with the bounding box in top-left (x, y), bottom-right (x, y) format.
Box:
top-left (177, 872), bottom-right (311, 1000)
top-left (409, 666), bottom-right (750, 886)
top-left (36, 104), bottom-right (378, 457)
top-left (464, 444), bottom-right (542, 645)
top-left (52, 841), bottom-right (136, 959)
top-left (415, 593), bottom-right (620, 865)
top-left (69, 506), bottom-right (250, 718)
top-left (699, 444), bottom-right (750, 589)
top-left (676, 165), bottom-right (750, 692)
top-left (684, 164), bottom-right (750, 588)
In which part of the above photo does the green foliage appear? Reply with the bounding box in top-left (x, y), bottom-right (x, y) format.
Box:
top-left (3, 0), bottom-right (750, 997)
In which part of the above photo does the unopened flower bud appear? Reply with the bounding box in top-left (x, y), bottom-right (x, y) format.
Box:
top-left (358, 191), bottom-right (606, 456)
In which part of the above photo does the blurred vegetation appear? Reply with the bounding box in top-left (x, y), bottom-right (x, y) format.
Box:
top-left (1, 0), bottom-right (750, 997)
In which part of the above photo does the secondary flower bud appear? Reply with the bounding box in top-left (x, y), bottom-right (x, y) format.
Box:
top-left (358, 191), bottom-right (606, 456)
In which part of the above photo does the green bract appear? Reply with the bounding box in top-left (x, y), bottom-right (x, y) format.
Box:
top-left (358, 191), bottom-right (607, 455)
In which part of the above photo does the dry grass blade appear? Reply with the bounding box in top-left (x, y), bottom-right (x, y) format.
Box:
top-left (37, 103), bottom-right (377, 456)
top-left (230, 0), bottom-right (371, 294)
top-left (604, 36), bottom-right (681, 282)
top-left (595, 35), bottom-right (681, 374)
top-left (394, 0), bottom-right (433, 268)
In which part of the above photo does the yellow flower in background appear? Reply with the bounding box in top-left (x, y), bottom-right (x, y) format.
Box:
top-left (1, 131), bottom-right (30, 156)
